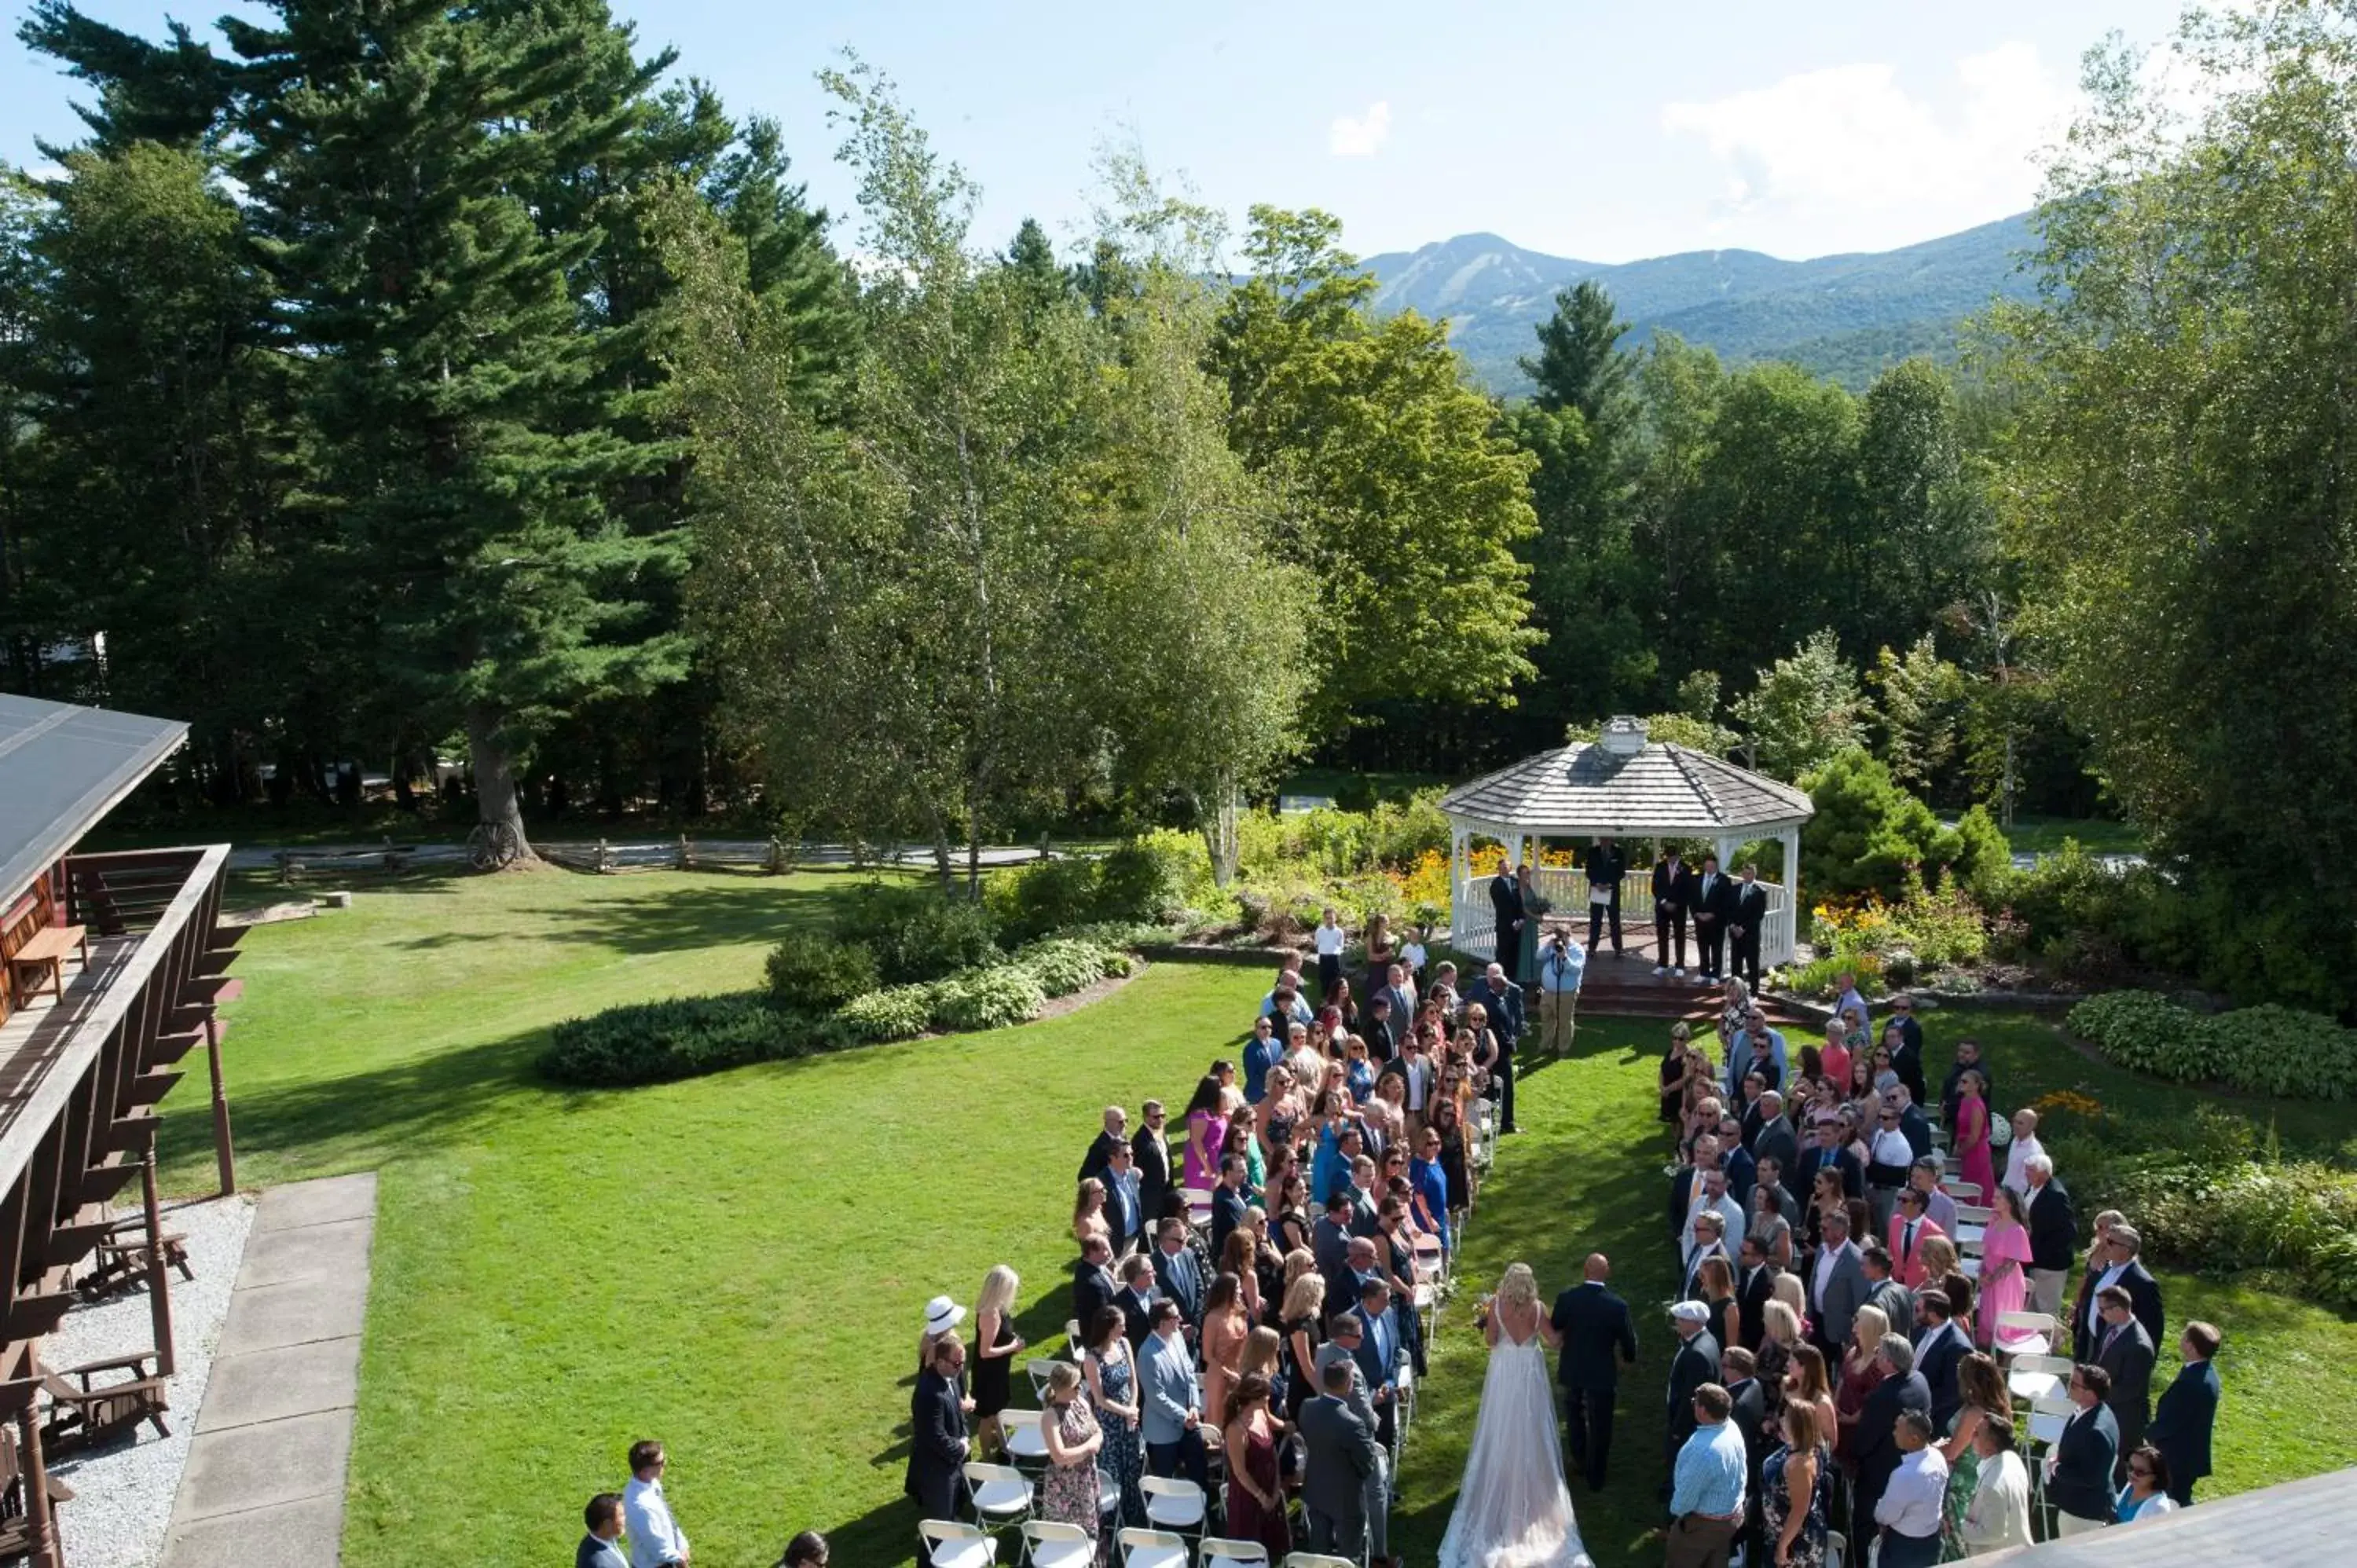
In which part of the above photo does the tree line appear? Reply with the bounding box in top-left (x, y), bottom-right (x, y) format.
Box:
top-left (5, 0), bottom-right (2356, 1004)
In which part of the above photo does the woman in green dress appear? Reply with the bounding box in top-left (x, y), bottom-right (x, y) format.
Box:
top-left (1939, 1351), bottom-right (2010, 1557)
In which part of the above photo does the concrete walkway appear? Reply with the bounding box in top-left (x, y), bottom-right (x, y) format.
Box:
top-left (159, 1174), bottom-right (376, 1568)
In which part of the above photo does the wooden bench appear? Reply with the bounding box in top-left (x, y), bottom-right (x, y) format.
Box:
top-left (7, 925), bottom-right (87, 1009)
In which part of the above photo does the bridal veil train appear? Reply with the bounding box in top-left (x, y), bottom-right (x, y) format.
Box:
top-left (1437, 1264), bottom-right (1596, 1568)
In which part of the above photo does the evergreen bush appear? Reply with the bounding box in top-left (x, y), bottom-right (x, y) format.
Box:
top-left (538, 995), bottom-right (853, 1086)
top-left (763, 932), bottom-right (881, 1013)
top-left (832, 883), bottom-right (1001, 984)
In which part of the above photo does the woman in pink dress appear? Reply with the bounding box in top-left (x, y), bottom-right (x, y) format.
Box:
top-left (1976, 1186), bottom-right (2036, 1348)
top-left (1181, 1074), bottom-right (1226, 1191)
top-left (1955, 1068), bottom-right (1996, 1198)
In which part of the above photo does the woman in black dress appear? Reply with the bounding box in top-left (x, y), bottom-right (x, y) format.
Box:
top-left (1278, 1272), bottom-right (1328, 1424)
top-left (970, 1264), bottom-right (1024, 1458)
top-left (1659, 1022), bottom-right (1693, 1123)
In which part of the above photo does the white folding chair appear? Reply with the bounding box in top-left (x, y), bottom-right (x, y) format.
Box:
top-left (1028, 1358), bottom-right (1065, 1401)
top-left (1956, 1203), bottom-right (1994, 1224)
top-left (1945, 1180), bottom-right (1984, 1203)
top-left (1000, 1408), bottom-right (1050, 1466)
top-left (1824, 1530), bottom-right (1847, 1568)
top-left (1181, 1187), bottom-right (1215, 1225)
top-left (919, 1519), bottom-right (1000, 1568)
top-left (1281, 1555), bottom-right (1356, 1568)
top-left (2027, 1395), bottom-right (2073, 1450)
top-left (1994, 1310), bottom-right (2057, 1359)
top-left (964, 1462), bottom-right (1034, 1530)
top-left (1956, 1254), bottom-right (1982, 1280)
top-left (1141, 1475), bottom-right (1207, 1537)
top-left (1117, 1527), bottom-right (1190, 1568)
top-left (2007, 1352), bottom-right (2071, 1406)
top-left (1020, 1520), bottom-right (1094, 1568)
top-left (1064, 1322), bottom-right (1083, 1352)
top-left (1200, 1539), bottom-right (1272, 1566)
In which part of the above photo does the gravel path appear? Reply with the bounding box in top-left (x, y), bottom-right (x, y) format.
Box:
top-left (47, 1195), bottom-right (258, 1568)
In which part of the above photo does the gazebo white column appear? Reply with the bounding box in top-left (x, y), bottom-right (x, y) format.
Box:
top-left (1780, 825), bottom-right (1803, 965)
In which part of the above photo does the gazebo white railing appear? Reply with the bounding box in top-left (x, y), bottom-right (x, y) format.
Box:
top-left (1448, 864), bottom-right (1798, 970)
top-left (1436, 716), bottom-right (1813, 973)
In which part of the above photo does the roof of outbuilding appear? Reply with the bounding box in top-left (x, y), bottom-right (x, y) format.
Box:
top-left (1437, 742), bottom-right (1813, 835)
top-left (0, 694), bottom-right (186, 907)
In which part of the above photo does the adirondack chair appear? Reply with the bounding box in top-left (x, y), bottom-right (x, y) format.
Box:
top-left (39, 1354), bottom-right (168, 1455)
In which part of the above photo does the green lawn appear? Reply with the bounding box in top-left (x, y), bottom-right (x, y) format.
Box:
top-left (1990, 813), bottom-right (2145, 859)
top-left (172, 870), bottom-right (2356, 1568)
top-left (173, 868), bottom-right (1271, 1566)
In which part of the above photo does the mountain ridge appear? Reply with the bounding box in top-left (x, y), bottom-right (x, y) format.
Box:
top-left (1362, 215), bottom-right (2040, 393)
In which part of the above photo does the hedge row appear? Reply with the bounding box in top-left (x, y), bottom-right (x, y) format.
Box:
top-left (537, 995), bottom-right (856, 1086)
top-left (541, 936), bottom-right (1139, 1086)
top-left (2066, 989), bottom-right (2357, 1099)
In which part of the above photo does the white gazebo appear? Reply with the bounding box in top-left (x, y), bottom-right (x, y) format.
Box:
top-left (1437, 716), bottom-right (1816, 969)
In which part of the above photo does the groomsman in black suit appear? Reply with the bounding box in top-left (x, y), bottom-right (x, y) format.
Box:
top-left (1131, 1101), bottom-right (1171, 1226)
top-left (1692, 854), bottom-right (1734, 983)
top-left (1651, 847), bottom-right (1695, 977)
top-left (1728, 863), bottom-right (1771, 992)
top-left (1490, 859), bottom-right (1527, 984)
top-left (1585, 836), bottom-right (1626, 956)
top-left (1071, 1236), bottom-right (1117, 1331)
top-left (1550, 1253), bottom-right (1639, 1489)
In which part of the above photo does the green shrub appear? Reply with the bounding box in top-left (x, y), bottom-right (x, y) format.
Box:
top-left (2206, 1004), bottom-right (2357, 1100)
top-left (1800, 749), bottom-right (1961, 901)
top-left (762, 933), bottom-right (881, 1013)
top-left (1095, 839), bottom-right (1196, 925)
top-left (1014, 938), bottom-right (1135, 998)
top-left (985, 857), bottom-right (1105, 945)
top-left (538, 994), bottom-right (852, 1086)
top-left (832, 883), bottom-right (1000, 984)
top-left (835, 981), bottom-right (939, 1042)
top-left (929, 965), bottom-right (1047, 1031)
top-left (2068, 990), bottom-right (2357, 1100)
top-left (1949, 805), bottom-right (2014, 906)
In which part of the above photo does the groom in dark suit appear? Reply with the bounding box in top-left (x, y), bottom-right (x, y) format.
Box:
top-left (1550, 1253), bottom-right (1639, 1490)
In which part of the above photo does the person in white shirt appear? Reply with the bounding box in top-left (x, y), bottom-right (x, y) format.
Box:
top-left (1399, 925), bottom-right (1429, 980)
top-left (1681, 1168), bottom-right (1747, 1270)
top-left (1312, 909), bottom-right (1347, 1003)
top-left (623, 1440), bottom-right (691, 1568)
top-left (1959, 1413), bottom-right (2035, 1555)
top-left (2001, 1108), bottom-right (2046, 1200)
top-left (1874, 1409), bottom-right (1948, 1567)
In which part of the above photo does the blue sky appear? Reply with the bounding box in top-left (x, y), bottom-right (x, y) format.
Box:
top-left (2, 0), bottom-right (2189, 264)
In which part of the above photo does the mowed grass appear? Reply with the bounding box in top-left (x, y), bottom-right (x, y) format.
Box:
top-left (159, 866), bottom-right (1271, 1567)
top-left (162, 868), bottom-right (2356, 1568)
top-left (1390, 1009), bottom-right (2357, 1568)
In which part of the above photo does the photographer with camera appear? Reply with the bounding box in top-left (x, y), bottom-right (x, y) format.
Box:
top-left (1536, 924), bottom-right (1585, 1057)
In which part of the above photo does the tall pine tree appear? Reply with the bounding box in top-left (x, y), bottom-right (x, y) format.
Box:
top-left (215, 0), bottom-right (691, 858)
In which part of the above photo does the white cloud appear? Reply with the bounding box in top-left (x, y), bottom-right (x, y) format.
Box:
top-left (1659, 43), bottom-right (2075, 251)
top-left (1329, 101), bottom-right (1393, 159)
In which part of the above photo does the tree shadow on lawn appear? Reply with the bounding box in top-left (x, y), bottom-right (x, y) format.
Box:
top-left (490, 879), bottom-right (845, 954)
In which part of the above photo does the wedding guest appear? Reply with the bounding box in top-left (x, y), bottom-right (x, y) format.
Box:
top-left (776, 1530), bottom-right (828, 1568)
top-left (1133, 1099), bottom-right (1171, 1222)
top-left (1873, 1409), bottom-right (1948, 1568)
top-left (1314, 907), bottom-right (1347, 1002)
top-left (1201, 1271), bottom-right (1250, 1427)
top-left (2147, 1321), bottom-right (2223, 1505)
top-left (2047, 1365), bottom-right (2121, 1538)
top-left (1182, 1075), bottom-right (1229, 1191)
top-left (904, 1339), bottom-right (970, 1523)
top-left (2115, 1443), bottom-right (2180, 1524)
top-left (1762, 1402), bottom-right (1830, 1568)
top-left (1038, 1361), bottom-right (1104, 1550)
top-left (1083, 1305), bottom-right (1145, 1526)
top-left (1666, 1383), bottom-right (1747, 1567)
top-left (2000, 1108), bottom-right (2045, 1200)
top-left (969, 1265), bottom-right (1024, 1460)
top-left (1223, 1372), bottom-right (1292, 1559)
top-left (577, 1493), bottom-right (627, 1568)
top-left (1959, 1414), bottom-right (2034, 1556)
top-left (1977, 1189), bottom-right (2033, 1350)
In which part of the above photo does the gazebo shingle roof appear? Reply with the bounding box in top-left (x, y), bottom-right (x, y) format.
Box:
top-left (1438, 741), bottom-right (1813, 835)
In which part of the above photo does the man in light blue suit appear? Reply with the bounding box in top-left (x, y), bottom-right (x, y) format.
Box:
top-left (1140, 1299), bottom-right (1209, 1490)
top-left (1350, 1275), bottom-right (1407, 1450)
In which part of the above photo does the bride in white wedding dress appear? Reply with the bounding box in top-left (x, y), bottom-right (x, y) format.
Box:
top-left (1437, 1263), bottom-right (1596, 1568)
